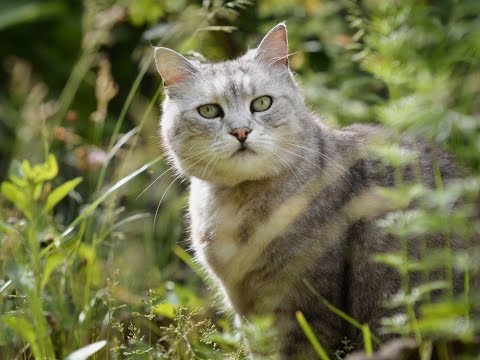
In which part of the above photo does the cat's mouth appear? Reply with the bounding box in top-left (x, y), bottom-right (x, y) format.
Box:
top-left (233, 143), bottom-right (255, 156)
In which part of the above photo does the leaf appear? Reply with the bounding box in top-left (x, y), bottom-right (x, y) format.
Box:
top-left (0, 220), bottom-right (18, 235)
top-left (35, 154), bottom-right (58, 183)
top-left (41, 252), bottom-right (67, 289)
top-left (1, 181), bottom-right (31, 219)
top-left (44, 177), bottom-right (82, 212)
top-left (3, 315), bottom-right (42, 359)
top-left (64, 340), bottom-right (107, 360)
top-left (373, 252), bottom-right (408, 273)
top-left (173, 245), bottom-right (203, 278)
top-left (154, 303), bottom-right (176, 319)
top-left (0, 1), bottom-right (66, 31)
top-left (420, 300), bottom-right (470, 319)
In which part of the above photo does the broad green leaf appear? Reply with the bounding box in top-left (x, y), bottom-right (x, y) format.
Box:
top-left (154, 303), bottom-right (176, 319)
top-left (33, 183), bottom-right (42, 200)
top-left (35, 154), bottom-right (58, 183)
top-left (21, 159), bottom-right (33, 179)
top-left (44, 177), bottom-right (82, 212)
top-left (41, 252), bottom-right (67, 289)
top-left (3, 315), bottom-right (42, 359)
top-left (64, 340), bottom-right (107, 360)
top-left (1, 181), bottom-right (31, 219)
top-left (421, 301), bottom-right (470, 319)
top-left (9, 174), bottom-right (27, 187)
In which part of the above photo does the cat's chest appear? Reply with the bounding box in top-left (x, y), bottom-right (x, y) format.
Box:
top-left (189, 182), bottom-right (269, 285)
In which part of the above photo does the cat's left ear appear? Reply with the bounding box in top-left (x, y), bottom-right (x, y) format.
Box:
top-left (255, 22), bottom-right (289, 68)
top-left (154, 47), bottom-right (198, 86)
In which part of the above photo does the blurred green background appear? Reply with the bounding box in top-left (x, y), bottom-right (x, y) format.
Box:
top-left (0, 0), bottom-right (479, 359)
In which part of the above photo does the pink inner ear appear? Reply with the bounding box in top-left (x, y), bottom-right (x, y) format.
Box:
top-left (154, 47), bottom-right (197, 87)
top-left (164, 71), bottom-right (185, 86)
top-left (256, 25), bottom-right (288, 66)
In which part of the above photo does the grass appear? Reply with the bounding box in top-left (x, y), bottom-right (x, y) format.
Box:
top-left (1, 0), bottom-right (479, 359)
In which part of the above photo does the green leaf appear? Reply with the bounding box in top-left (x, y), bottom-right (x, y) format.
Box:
top-left (35, 154), bottom-right (58, 183)
top-left (154, 303), bottom-right (176, 319)
top-left (0, 1), bottom-right (66, 31)
top-left (373, 252), bottom-right (408, 273)
top-left (44, 177), bottom-right (82, 212)
top-left (0, 220), bottom-right (18, 235)
top-left (173, 245), bottom-right (203, 278)
top-left (3, 315), bottom-right (42, 359)
top-left (64, 340), bottom-right (107, 360)
top-left (420, 301), bottom-right (470, 319)
top-left (41, 252), bottom-right (67, 289)
top-left (1, 181), bottom-right (32, 219)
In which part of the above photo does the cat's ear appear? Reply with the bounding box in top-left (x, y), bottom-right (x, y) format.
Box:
top-left (255, 22), bottom-right (289, 67)
top-left (154, 47), bottom-right (197, 86)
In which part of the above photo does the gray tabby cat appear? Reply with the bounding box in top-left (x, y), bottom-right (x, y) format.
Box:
top-left (154, 23), bottom-right (458, 358)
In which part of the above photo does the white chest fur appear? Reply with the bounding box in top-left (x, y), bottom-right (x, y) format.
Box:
top-left (189, 179), bottom-right (254, 288)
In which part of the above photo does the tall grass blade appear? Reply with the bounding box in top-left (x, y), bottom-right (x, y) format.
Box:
top-left (65, 340), bottom-right (107, 360)
top-left (296, 311), bottom-right (330, 360)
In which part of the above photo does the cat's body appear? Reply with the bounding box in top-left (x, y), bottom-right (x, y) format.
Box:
top-left (154, 24), bottom-right (459, 358)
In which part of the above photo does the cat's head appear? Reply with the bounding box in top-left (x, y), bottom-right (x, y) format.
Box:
top-left (155, 23), bottom-right (311, 186)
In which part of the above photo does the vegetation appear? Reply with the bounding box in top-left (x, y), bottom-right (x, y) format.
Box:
top-left (0, 0), bottom-right (479, 359)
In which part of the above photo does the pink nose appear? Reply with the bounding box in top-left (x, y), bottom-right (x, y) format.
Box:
top-left (230, 127), bottom-right (251, 143)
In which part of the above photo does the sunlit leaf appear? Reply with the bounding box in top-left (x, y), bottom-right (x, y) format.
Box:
top-left (44, 177), bottom-right (82, 212)
top-left (0, 181), bottom-right (31, 219)
top-left (41, 252), bottom-right (67, 289)
top-left (35, 154), bottom-right (58, 183)
top-left (3, 315), bottom-right (42, 359)
top-left (154, 303), bottom-right (176, 319)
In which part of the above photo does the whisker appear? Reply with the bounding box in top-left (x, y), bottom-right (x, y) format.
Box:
top-left (153, 152), bottom-right (210, 230)
top-left (286, 142), bottom-right (353, 187)
top-left (264, 51), bottom-right (302, 68)
top-left (137, 148), bottom-right (210, 200)
top-left (207, 156), bottom-right (220, 178)
top-left (268, 148), bottom-right (302, 187)
top-left (136, 167), bottom-right (172, 200)
top-left (201, 155), bottom-right (216, 178)
top-left (270, 143), bottom-right (337, 182)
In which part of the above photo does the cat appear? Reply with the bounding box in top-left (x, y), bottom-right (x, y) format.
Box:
top-left (153, 23), bottom-right (460, 358)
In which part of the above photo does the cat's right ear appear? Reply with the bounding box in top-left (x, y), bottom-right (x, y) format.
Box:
top-left (154, 47), bottom-right (197, 87)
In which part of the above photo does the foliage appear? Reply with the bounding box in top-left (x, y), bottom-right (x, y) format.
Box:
top-left (0, 0), bottom-right (479, 359)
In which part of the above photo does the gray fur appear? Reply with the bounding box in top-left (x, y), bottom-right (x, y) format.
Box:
top-left (154, 24), bottom-right (460, 358)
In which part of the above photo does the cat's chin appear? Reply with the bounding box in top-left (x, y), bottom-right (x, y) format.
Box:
top-left (231, 147), bottom-right (256, 158)
top-left (189, 161), bottom-right (285, 187)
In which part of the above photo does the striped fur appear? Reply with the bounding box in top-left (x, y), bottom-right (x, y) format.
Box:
top-left (155, 24), bottom-right (459, 358)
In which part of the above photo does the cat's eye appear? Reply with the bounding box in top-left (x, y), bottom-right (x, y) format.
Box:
top-left (198, 104), bottom-right (222, 119)
top-left (251, 96), bottom-right (272, 112)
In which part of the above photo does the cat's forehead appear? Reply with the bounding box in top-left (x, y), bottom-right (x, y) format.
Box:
top-left (195, 58), bottom-right (272, 98)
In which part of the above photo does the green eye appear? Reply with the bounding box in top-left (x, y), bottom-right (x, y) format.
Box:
top-left (198, 104), bottom-right (222, 119)
top-left (251, 96), bottom-right (272, 112)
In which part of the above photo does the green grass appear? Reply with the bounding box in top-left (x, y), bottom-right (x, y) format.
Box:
top-left (1, 0), bottom-right (479, 359)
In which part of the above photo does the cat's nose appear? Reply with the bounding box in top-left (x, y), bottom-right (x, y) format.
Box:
top-left (230, 127), bottom-right (252, 143)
